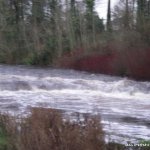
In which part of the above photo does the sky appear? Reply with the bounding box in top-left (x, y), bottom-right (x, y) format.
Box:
top-left (95, 0), bottom-right (119, 19)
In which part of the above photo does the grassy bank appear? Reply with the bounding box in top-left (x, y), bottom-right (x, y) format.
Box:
top-left (0, 108), bottom-right (149, 150)
top-left (0, 126), bottom-right (8, 150)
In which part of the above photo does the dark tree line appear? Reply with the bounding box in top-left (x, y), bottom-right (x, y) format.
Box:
top-left (0, 0), bottom-right (104, 65)
top-left (112, 0), bottom-right (150, 32)
top-left (0, 0), bottom-right (149, 65)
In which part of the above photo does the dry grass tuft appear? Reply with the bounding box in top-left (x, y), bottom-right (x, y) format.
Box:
top-left (0, 108), bottom-right (105, 150)
top-left (1, 108), bottom-right (147, 150)
top-left (19, 108), bottom-right (105, 150)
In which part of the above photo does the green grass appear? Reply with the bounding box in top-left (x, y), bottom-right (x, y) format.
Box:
top-left (140, 140), bottom-right (150, 144)
top-left (0, 127), bottom-right (8, 149)
top-left (139, 140), bottom-right (150, 150)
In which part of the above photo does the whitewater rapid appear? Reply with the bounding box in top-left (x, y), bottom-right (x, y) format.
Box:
top-left (0, 65), bottom-right (150, 143)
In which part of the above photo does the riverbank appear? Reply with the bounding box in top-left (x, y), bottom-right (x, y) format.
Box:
top-left (56, 46), bottom-right (150, 81)
top-left (0, 108), bottom-right (149, 150)
top-left (1, 43), bottom-right (150, 82)
top-left (1, 43), bottom-right (150, 81)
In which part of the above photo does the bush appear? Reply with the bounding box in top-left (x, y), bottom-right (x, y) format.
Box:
top-left (0, 108), bottom-right (105, 150)
top-left (1, 108), bottom-right (149, 150)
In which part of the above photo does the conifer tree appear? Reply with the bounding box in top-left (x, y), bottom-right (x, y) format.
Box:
top-left (107, 0), bottom-right (112, 31)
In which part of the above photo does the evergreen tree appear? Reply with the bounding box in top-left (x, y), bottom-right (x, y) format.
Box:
top-left (107, 0), bottom-right (112, 31)
top-left (137, 0), bottom-right (147, 31)
top-left (124, 0), bottom-right (130, 29)
top-left (137, 0), bottom-right (150, 43)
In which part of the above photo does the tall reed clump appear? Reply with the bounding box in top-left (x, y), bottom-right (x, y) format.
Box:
top-left (0, 113), bottom-right (18, 150)
top-left (0, 108), bottom-right (105, 150)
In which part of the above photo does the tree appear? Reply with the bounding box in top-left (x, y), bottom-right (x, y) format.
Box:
top-left (107, 0), bottom-right (112, 31)
top-left (70, 0), bottom-right (81, 46)
top-left (85, 0), bottom-right (96, 44)
top-left (48, 0), bottom-right (63, 57)
top-left (112, 0), bottom-right (135, 30)
top-left (31, 0), bottom-right (45, 52)
top-left (137, 0), bottom-right (147, 31)
top-left (124, 0), bottom-right (130, 29)
top-left (136, 0), bottom-right (150, 43)
top-left (0, 0), bottom-right (104, 64)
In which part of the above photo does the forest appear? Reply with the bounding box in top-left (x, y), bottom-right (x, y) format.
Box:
top-left (0, 0), bottom-right (150, 79)
top-left (0, 1), bottom-right (150, 149)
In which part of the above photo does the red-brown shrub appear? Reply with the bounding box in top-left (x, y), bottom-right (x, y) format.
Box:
top-left (56, 45), bottom-right (150, 80)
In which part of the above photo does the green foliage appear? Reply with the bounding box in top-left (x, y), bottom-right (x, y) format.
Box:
top-left (0, 123), bottom-right (9, 150)
top-left (32, 0), bottom-right (46, 24)
top-left (137, 140), bottom-right (150, 150)
top-left (85, 0), bottom-right (95, 12)
top-left (136, 0), bottom-right (150, 43)
top-left (94, 13), bottom-right (105, 32)
top-left (140, 140), bottom-right (150, 145)
top-left (0, 127), bottom-right (7, 149)
top-left (23, 51), bottom-right (53, 66)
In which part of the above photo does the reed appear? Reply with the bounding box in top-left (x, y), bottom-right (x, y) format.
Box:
top-left (0, 108), bottom-right (104, 150)
top-left (0, 108), bottom-right (149, 150)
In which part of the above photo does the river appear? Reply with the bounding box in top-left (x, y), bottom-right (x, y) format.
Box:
top-left (0, 65), bottom-right (150, 143)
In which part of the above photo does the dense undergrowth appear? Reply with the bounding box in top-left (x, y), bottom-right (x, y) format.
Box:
top-left (0, 108), bottom-right (149, 150)
top-left (57, 31), bottom-right (150, 81)
top-left (0, 31), bottom-right (144, 80)
top-left (0, 0), bottom-right (150, 80)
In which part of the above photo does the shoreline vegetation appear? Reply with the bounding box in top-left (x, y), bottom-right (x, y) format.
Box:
top-left (0, 0), bottom-right (150, 80)
top-left (0, 108), bottom-right (149, 150)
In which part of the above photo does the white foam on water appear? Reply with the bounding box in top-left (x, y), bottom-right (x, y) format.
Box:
top-left (0, 65), bottom-right (150, 143)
